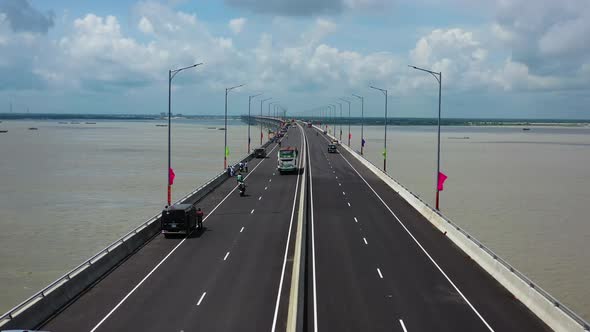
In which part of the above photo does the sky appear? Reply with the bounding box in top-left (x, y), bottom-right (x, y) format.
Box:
top-left (0, 0), bottom-right (589, 119)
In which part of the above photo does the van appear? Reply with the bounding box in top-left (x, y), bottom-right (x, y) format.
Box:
top-left (161, 204), bottom-right (201, 238)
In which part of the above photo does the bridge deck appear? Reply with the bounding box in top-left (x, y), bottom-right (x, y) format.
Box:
top-left (40, 123), bottom-right (549, 331)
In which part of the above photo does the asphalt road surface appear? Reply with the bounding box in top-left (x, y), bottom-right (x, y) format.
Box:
top-left (43, 124), bottom-right (305, 332)
top-left (303, 125), bottom-right (549, 332)
top-left (41, 122), bottom-right (550, 332)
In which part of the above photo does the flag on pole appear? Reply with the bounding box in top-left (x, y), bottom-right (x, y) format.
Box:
top-left (437, 172), bottom-right (448, 191)
top-left (361, 138), bottom-right (366, 147)
top-left (225, 146), bottom-right (230, 157)
top-left (169, 168), bottom-right (176, 185)
top-left (382, 149), bottom-right (387, 157)
top-left (349, 133), bottom-right (352, 139)
top-left (260, 132), bottom-right (263, 139)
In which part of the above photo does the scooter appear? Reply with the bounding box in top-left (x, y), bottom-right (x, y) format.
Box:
top-left (239, 182), bottom-right (246, 196)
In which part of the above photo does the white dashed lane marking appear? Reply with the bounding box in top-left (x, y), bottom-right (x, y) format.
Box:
top-left (197, 292), bottom-right (207, 306)
top-left (240, 226), bottom-right (245, 233)
top-left (223, 252), bottom-right (230, 261)
top-left (377, 268), bottom-right (383, 279)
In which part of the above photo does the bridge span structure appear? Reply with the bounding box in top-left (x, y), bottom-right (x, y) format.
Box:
top-left (1, 118), bottom-right (588, 332)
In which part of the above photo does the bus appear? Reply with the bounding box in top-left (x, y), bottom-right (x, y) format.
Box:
top-left (277, 147), bottom-right (298, 174)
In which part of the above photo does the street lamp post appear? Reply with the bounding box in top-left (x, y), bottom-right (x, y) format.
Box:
top-left (260, 97), bottom-right (272, 144)
top-left (369, 85), bottom-right (388, 172)
top-left (329, 104), bottom-right (336, 136)
top-left (224, 83), bottom-right (245, 170)
top-left (352, 94), bottom-right (364, 155)
top-left (167, 62), bottom-right (203, 206)
top-left (336, 102), bottom-right (342, 142)
top-left (410, 65), bottom-right (443, 210)
top-left (248, 93), bottom-right (263, 154)
top-left (340, 98), bottom-right (351, 146)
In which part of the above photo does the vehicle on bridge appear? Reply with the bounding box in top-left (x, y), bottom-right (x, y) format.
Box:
top-left (328, 144), bottom-right (337, 153)
top-left (254, 148), bottom-right (267, 158)
top-left (161, 204), bottom-right (201, 238)
top-left (277, 146), bottom-right (298, 174)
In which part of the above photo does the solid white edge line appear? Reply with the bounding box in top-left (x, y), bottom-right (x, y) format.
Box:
top-left (197, 292), bottom-right (206, 306)
top-left (89, 143), bottom-right (279, 332)
top-left (377, 268), bottom-right (383, 279)
top-left (336, 143), bottom-right (495, 332)
top-left (223, 252), bottom-right (230, 261)
top-left (399, 319), bottom-right (408, 332)
top-left (270, 123), bottom-right (305, 332)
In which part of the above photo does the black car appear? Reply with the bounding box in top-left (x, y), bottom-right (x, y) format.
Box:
top-left (161, 204), bottom-right (201, 238)
top-left (254, 148), bottom-right (267, 158)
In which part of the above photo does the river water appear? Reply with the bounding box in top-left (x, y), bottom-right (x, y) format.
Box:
top-left (0, 119), bottom-right (589, 320)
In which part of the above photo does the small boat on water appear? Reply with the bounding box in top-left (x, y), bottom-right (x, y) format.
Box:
top-left (28, 127), bottom-right (38, 130)
top-left (58, 122), bottom-right (68, 124)
top-left (70, 122), bottom-right (80, 124)
top-left (85, 122), bottom-right (96, 124)
top-left (156, 124), bottom-right (168, 127)
top-left (522, 128), bottom-right (531, 131)
top-left (0, 130), bottom-right (7, 133)
top-left (207, 127), bottom-right (216, 129)
top-left (218, 128), bottom-right (226, 130)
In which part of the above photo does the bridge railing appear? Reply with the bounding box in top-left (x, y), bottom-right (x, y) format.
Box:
top-left (312, 123), bottom-right (589, 331)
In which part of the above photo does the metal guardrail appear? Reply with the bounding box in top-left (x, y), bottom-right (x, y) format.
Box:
top-left (343, 140), bottom-right (590, 331)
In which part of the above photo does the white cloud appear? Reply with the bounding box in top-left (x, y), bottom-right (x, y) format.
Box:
top-left (229, 17), bottom-right (246, 34)
top-left (138, 16), bottom-right (154, 34)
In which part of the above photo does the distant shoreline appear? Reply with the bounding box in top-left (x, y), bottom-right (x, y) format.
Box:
top-left (1, 113), bottom-right (589, 127)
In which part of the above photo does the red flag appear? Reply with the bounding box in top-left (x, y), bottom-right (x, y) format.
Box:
top-left (260, 131), bottom-right (263, 139)
top-left (437, 172), bottom-right (447, 191)
top-left (349, 133), bottom-right (352, 139)
top-left (169, 168), bottom-right (176, 185)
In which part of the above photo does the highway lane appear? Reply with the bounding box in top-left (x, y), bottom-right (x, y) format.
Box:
top-left (43, 124), bottom-right (304, 332)
top-left (304, 125), bottom-right (550, 332)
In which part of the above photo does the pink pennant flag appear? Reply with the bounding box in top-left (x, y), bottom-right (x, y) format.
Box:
top-left (437, 172), bottom-right (447, 191)
top-left (169, 168), bottom-right (176, 185)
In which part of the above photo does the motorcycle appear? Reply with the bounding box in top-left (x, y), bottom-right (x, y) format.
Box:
top-left (239, 182), bottom-right (246, 196)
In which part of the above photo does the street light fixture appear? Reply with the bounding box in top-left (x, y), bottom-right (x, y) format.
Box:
top-left (340, 97), bottom-right (352, 146)
top-left (248, 93), bottom-right (263, 154)
top-left (409, 65), bottom-right (443, 210)
top-left (260, 97), bottom-right (272, 144)
top-left (167, 62), bottom-right (203, 206)
top-left (224, 83), bottom-right (245, 170)
top-left (369, 85), bottom-right (388, 172)
top-left (352, 94), bottom-right (364, 155)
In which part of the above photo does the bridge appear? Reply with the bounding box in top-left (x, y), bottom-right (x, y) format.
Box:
top-left (1, 119), bottom-right (588, 331)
